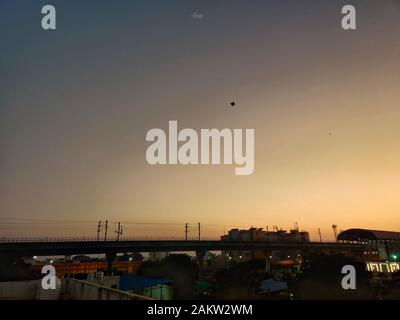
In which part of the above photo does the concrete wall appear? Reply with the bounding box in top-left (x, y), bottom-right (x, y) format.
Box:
top-left (66, 279), bottom-right (151, 300)
top-left (0, 279), bottom-right (67, 300)
top-left (0, 278), bottom-right (151, 300)
top-left (103, 276), bottom-right (119, 289)
top-left (0, 280), bottom-right (38, 299)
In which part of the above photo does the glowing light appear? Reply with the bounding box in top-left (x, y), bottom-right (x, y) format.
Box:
top-left (366, 262), bottom-right (400, 273)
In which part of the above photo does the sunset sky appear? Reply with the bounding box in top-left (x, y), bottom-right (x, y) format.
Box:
top-left (1, 0), bottom-right (400, 240)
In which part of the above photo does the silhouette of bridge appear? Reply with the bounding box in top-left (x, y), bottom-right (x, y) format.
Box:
top-left (0, 237), bottom-right (364, 257)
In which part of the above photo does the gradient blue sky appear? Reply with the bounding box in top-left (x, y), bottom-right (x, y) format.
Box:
top-left (1, 1), bottom-right (400, 239)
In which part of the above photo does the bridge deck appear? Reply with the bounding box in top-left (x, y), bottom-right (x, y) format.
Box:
top-left (0, 239), bottom-right (364, 256)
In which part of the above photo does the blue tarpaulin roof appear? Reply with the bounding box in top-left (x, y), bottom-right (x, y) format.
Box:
top-left (119, 275), bottom-right (174, 291)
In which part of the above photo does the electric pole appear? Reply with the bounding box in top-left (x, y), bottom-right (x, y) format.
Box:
top-left (318, 228), bottom-right (322, 243)
top-left (96, 220), bottom-right (102, 241)
top-left (104, 220), bottom-right (108, 241)
top-left (185, 223), bottom-right (188, 240)
top-left (198, 223), bottom-right (201, 241)
top-left (115, 222), bottom-right (122, 241)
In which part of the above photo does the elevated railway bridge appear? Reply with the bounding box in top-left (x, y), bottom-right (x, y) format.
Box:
top-left (0, 237), bottom-right (365, 274)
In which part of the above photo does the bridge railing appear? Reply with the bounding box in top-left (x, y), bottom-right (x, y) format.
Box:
top-left (0, 236), bottom-right (223, 243)
top-left (0, 236), bottom-right (366, 245)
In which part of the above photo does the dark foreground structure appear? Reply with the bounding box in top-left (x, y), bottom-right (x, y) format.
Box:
top-left (338, 228), bottom-right (400, 262)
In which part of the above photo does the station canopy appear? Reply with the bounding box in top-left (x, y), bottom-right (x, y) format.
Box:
top-left (337, 229), bottom-right (400, 242)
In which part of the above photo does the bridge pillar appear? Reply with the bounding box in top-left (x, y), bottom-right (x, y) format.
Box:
top-left (105, 252), bottom-right (116, 276)
top-left (195, 250), bottom-right (206, 279)
top-left (263, 250), bottom-right (272, 274)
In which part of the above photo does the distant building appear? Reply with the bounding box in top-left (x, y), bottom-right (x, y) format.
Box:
top-left (29, 260), bottom-right (142, 276)
top-left (337, 229), bottom-right (400, 242)
top-left (338, 229), bottom-right (400, 262)
top-left (221, 227), bottom-right (309, 262)
top-left (266, 229), bottom-right (310, 242)
top-left (221, 227), bottom-right (310, 243)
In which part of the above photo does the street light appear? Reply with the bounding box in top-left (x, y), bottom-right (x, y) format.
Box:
top-left (127, 257), bottom-right (132, 273)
